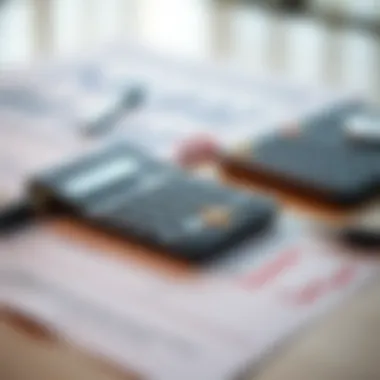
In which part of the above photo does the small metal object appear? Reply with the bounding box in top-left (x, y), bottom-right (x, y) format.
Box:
top-left (343, 228), bottom-right (380, 247)
top-left (342, 203), bottom-right (380, 247)
top-left (322, 202), bottom-right (380, 248)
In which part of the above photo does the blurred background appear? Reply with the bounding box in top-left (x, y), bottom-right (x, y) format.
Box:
top-left (0, 0), bottom-right (379, 100)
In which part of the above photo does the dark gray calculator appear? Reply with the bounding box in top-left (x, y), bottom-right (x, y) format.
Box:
top-left (30, 142), bottom-right (276, 262)
top-left (223, 102), bottom-right (380, 208)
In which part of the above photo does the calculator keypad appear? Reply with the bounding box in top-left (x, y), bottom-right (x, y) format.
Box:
top-left (90, 172), bottom-right (275, 260)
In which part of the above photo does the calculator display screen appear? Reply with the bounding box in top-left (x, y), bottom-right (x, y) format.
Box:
top-left (63, 157), bottom-right (139, 197)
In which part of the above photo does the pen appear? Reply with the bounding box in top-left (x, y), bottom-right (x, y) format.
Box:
top-left (82, 85), bottom-right (146, 137)
top-left (0, 199), bottom-right (35, 233)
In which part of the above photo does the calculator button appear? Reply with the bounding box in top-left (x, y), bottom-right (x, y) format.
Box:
top-left (200, 205), bottom-right (232, 228)
top-left (181, 216), bottom-right (204, 234)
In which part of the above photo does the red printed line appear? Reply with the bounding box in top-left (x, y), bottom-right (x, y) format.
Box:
top-left (284, 264), bottom-right (357, 306)
top-left (241, 248), bottom-right (301, 290)
top-left (329, 264), bottom-right (356, 289)
top-left (286, 280), bottom-right (327, 306)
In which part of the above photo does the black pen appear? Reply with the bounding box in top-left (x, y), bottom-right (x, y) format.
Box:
top-left (341, 204), bottom-right (380, 248)
top-left (0, 199), bottom-right (36, 234)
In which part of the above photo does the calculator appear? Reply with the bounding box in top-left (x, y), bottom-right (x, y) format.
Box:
top-left (29, 142), bottom-right (276, 262)
top-left (223, 103), bottom-right (380, 208)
